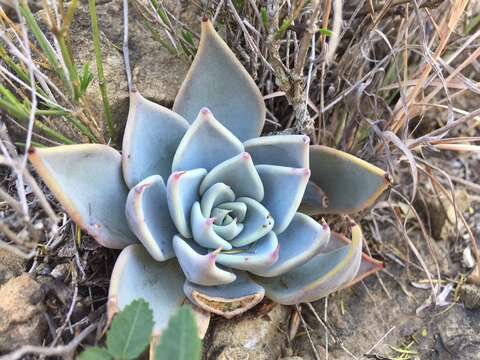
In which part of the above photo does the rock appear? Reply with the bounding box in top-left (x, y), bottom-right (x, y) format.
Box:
top-left (206, 304), bottom-right (290, 360)
top-left (436, 304), bottom-right (480, 359)
top-left (0, 274), bottom-right (46, 352)
top-left (0, 249), bottom-right (26, 285)
top-left (460, 284), bottom-right (480, 310)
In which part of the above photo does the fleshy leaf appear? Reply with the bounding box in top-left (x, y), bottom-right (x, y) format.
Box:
top-left (305, 145), bottom-right (390, 214)
top-left (173, 235), bottom-right (236, 286)
top-left (216, 231), bottom-right (279, 273)
top-left (218, 202), bottom-right (247, 222)
top-left (125, 175), bottom-right (176, 261)
top-left (199, 183), bottom-right (235, 218)
top-left (213, 219), bottom-right (244, 240)
top-left (256, 165), bottom-right (310, 234)
top-left (28, 145), bottom-right (137, 249)
top-left (244, 135), bottom-right (310, 168)
top-left (122, 91), bottom-right (189, 188)
top-left (171, 108), bottom-right (244, 172)
top-left (173, 20), bottom-right (265, 141)
top-left (108, 245), bottom-right (185, 335)
top-left (191, 202), bottom-right (232, 250)
top-left (329, 232), bottom-right (384, 289)
top-left (199, 152), bottom-right (264, 201)
top-left (230, 197), bottom-right (274, 247)
top-left (254, 223), bottom-right (363, 305)
top-left (299, 181), bottom-right (330, 215)
top-left (184, 271), bottom-right (265, 318)
top-left (250, 213), bottom-right (330, 277)
top-left (167, 169), bottom-right (207, 238)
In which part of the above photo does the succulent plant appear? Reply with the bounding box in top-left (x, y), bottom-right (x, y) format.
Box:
top-left (29, 20), bottom-right (389, 336)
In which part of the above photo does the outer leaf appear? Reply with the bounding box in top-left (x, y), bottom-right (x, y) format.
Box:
top-left (199, 152), bottom-right (264, 201)
top-left (299, 181), bottom-right (330, 215)
top-left (171, 108), bottom-right (244, 172)
top-left (78, 347), bottom-right (112, 360)
top-left (304, 145), bottom-right (390, 214)
top-left (244, 135), bottom-right (310, 168)
top-left (125, 175), bottom-right (176, 261)
top-left (256, 165), bottom-right (310, 234)
top-left (173, 20), bottom-right (265, 141)
top-left (254, 223), bottom-right (363, 305)
top-left (166, 169), bottom-right (207, 238)
top-left (108, 245), bottom-right (185, 335)
top-left (329, 232), bottom-right (384, 289)
top-left (250, 213), bottom-right (330, 277)
top-left (106, 299), bottom-right (154, 360)
top-left (154, 306), bottom-right (201, 360)
top-left (122, 91), bottom-right (189, 188)
top-left (184, 271), bottom-right (265, 318)
top-left (173, 235), bottom-right (236, 286)
top-left (28, 145), bottom-right (137, 249)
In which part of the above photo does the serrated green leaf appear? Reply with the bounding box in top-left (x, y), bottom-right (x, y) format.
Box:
top-left (78, 347), bottom-right (112, 360)
top-left (106, 299), bottom-right (154, 360)
top-left (155, 306), bottom-right (201, 360)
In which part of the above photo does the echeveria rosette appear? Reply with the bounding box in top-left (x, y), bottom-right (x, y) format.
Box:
top-left (28, 20), bottom-right (390, 336)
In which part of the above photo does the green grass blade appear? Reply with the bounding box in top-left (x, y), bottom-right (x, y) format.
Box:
top-left (88, 0), bottom-right (115, 141)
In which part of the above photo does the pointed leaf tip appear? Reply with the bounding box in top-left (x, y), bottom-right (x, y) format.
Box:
top-left (173, 19), bottom-right (265, 141)
top-left (28, 144), bottom-right (137, 249)
top-left (122, 91), bottom-right (189, 188)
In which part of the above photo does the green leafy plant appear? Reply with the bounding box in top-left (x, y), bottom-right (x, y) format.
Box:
top-left (79, 300), bottom-right (200, 360)
top-left (155, 306), bottom-right (201, 360)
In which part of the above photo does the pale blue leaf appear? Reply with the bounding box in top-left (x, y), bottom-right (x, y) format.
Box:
top-left (171, 108), bottom-right (244, 172)
top-left (122, 91), bottom-right (189, 188)
top-left (190, 202), bottom-right (232, 250)
top-left (199, 183), bottom-right (235, 218)
top-left (199, 152), bottom-right (264, 201)
top-left (230, 197), bottom-right (274, 247)
top-left (253, 224), bottom-right (363, 304)
top-left (166, 168), bottom-right (207, 238)
top-left (29, 145), bottom-right (137, 249)
top-left (108, 245), bottom-right (185, 335)
top-left (173, 235), bottom-right (236, 286)
top-left (256, 165), bottom-right (310, 234)
top-left (244, 135), bottom-right (310, 168)
top-left (216, 231), bottom-right (279, 273)
top-left (125, 175), bottom-right (176, 261)
top-left (250, 213), bottom-right (330, 277)
top-left (306, 145), bottom-right (390, 214)
top-left (173, 20), bottom-right (265, 141)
